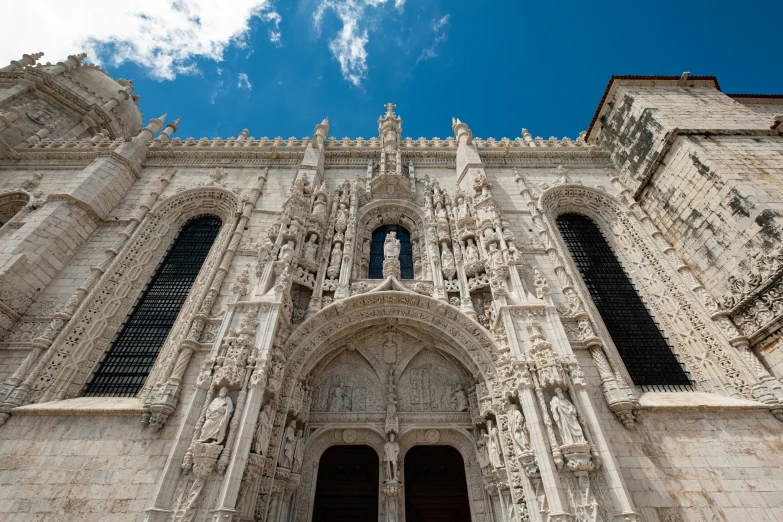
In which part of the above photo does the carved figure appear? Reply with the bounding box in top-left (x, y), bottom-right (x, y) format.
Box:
top-left (303, 234), bottom-right (318, 262)
top-left (362, 238), bottom-right (371, 256)
top-left (550, 388), bottom-right (586, 445)
top-left (293, 429), bottom-right (305, 472)
top-left (198, 387), bottom-right (233, 444)
top-left (456, 197), bottom-right (468, 220)
top-left (258, 237), bottom-right (274, 264)
top-left (476, 430), bottom-right (491, 474)
top-left (384, 433), bottom-right (400, 482)
top-left (488, 242), bottom-right (503, 267)
top-left (435, 201), bottom-right (448, 220)
top-left (252, 404), bottom-right (272, 455)
top-left (278, 240), bottom-right (295, 264)
top-left (451, 386), bottom-right (468, 412)
top-left (335, 203), bottom-right (349, 232)
top-left (441, 242), bottom-right (456, 276)
top-left (509, 407), bottom-right (530, 451)
top-left (329, 383), bottom-right (346, 411)
top-left (465, 239), bottom-right (479, 263)
top-left (279, 421), bottom-right (297, 469)
top-left (329, 242), bottom-right (343, 268)
top-left (312, 193), bottom-right (327, 218)
top-left (384, 231), bottom-right (401, 259)
top-left (488, 423), bottom-right (504, 469)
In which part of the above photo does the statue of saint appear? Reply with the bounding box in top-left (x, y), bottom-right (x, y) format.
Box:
top-left (329, 383), bottom-right (345, 411)
top-left (441, 242), bottom-right (455, 272)
top-left (509, 407), bottom-right (530, 452)
top-left (384, 433), bottom-right (400, 482)
top-left (550, 388), bottom-right (586, 445)
top-left (488, 242), bottom-right (503, 267)
top-left (258, 237), bottom-right (274, 264)
top-left (252, 404), bottom-right (272, 455)
top-left (279, 421), bottom-right (297, 469)
top-left (488, 423), bottom-right (504, 469)
top-left (303, 234), bottom-right (318, 262)
top-left (384, 231), bottom-right (401, 259)
top-left (335, 203), bottom-right (349, 232)
top-left (329, 242), bottom-right (343, 268)
top-left (476, 430), bottom-right (491, 474)
top-left (456, 197), bottom-right (469, 220)
top-left (278, 240), bottom-right (295, 264)
top-left (465, 239), bottom-right (479, 263)
top-left (451, 386), bottom-right (468, 412)
top-left (435, 201), bottom-right (448, 221)
top-left (198, 387), bottom-right (233, 444)
top-left (293, 429), bottom-right (305, 472)
top-left (311, 193), bottom-right (327, 218)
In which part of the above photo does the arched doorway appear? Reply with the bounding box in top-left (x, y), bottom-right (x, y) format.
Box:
top-left (404, 446), bottom-right (471, 522)
top-left (312, 445), bottom-right (379, 522)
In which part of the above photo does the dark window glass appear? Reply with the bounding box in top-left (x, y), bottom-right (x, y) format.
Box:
top-left (84, 215), bottom-right (222, 397)
top-left (368, 224), bottom-right (413, 279)
top-left (556, 213), bottom-right (691, 388)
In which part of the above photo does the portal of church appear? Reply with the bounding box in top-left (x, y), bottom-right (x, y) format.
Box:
top-left (312, 445), bottom-right (379, 522)
top-left (404, 446), bottom-right (471, 522)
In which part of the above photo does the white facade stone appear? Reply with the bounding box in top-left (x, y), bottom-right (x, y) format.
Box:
top-left (0, 57), bottom-right (782, 521)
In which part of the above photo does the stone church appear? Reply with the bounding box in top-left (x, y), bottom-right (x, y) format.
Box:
top-left (0, 52), bottom-right (782, 522)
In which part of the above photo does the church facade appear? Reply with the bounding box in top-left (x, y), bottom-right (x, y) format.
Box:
top-left (0, 52), bottom-right (782, 522)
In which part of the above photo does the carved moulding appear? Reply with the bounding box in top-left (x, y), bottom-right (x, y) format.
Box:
top-left (538, 184), bottom-right (783, 416)
top-left (22, 188), bottom-right (239, 405)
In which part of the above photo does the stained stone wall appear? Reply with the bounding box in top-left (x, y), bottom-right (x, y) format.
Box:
top-left (0, 58), bottom-right (782, 522)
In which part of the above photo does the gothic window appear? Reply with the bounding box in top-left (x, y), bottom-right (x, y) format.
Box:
top-left (84, 215), bottom-right (222, 397)
top-left (368, 224), bottom-right (413, 279)
top-left (556, 213), bottom-right (692, 388)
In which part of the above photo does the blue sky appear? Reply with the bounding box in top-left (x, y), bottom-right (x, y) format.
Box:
top-left (4, 1), bottom-right (782, 141)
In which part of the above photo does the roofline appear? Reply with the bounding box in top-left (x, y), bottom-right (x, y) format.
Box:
top-left (728, 93), bottom-right (783, 99)
top-left (585, 75), bottom-right (721, 141)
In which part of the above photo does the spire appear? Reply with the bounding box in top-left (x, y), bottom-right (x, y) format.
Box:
top-left (378, 103), bottom-right (402, 148)
top-left (314, 117), bottom-right (330, 147)
top-left (452, 116), bottom-right (472, 145)
top-left (1, 51), bottom-right (43, 72)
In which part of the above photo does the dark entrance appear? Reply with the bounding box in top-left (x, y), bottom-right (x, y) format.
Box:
top-left (404, 446), bottom-right (471, 522)
top-left (312, 445), bottom-right (379, 522)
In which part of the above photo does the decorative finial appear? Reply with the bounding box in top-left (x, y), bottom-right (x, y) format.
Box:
top-left (383, 102), bottom-right (396, 117)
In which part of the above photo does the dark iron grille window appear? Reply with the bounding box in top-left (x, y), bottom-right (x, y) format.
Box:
top-left (84, 216), bottom-right (222, 396)
top-left (368, 224), bottom-right (413, 279)
top-left (556, 213), bottom-right (691, 387)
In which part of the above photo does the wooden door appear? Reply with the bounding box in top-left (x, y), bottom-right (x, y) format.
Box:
top-left (404, 446), bottom-right (471, 522)
top-left (312, 445), bottom-right (379, 522)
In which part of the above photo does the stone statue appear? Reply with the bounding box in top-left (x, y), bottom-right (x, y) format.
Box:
top-left (384, 433), bottom-right (400, 482)
top-left (303, 234), bottom-right (318, 262)
top-left (465, 239), bottom-right (479, 263)
top-left (550, 388), bottom-right (586, 445)
top-left (451, 386), bottom-right (468, 412)
top-left (456, 197), bottom-right (468, 220)
top-left (312, 193), bottom-right (327, 218)
top-left (252, 403), bottom-right (272, 455)
top-left (278, 240), bottom-right (295, 264)
top-left (384, 231), bottom-right (401, 259)
top-left (279, 421), bottom-right (297, 469)
top-left (329, 383), bottom-right (345, 411)
top-left (198, 387), bottom-right (233, 444)
top-left (335, 203), bottom-right (349, 232)
top-left (476, 430), bottom-right (491, 474)
top-left (435, 201), bottom-right (448, 220)
top-left (441, 242), bottom-right (455, 272)
top-left (362, 238), bottom-right (371, 256)
top-left (258, 237), bottom-right (274, 264)
top-left (488, 242), bottom-right (503, 267)
top-left (293, 429), bottom-right (305, 472)
top-left (488, 423), bottom-right (504, 469)
top-left (329, 242), bottom-right (343, 268)
top-left (509, 407), bottom-right (530, 451)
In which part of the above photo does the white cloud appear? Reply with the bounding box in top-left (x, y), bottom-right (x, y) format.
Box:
top-left (0, 0), bottom-right (282, 81)
top-left (417, 14), bottom-right (450, 63)
top-left (313, 0), bottom-right (401, 86)
top-left (237, 72), bottom-right (253, 90)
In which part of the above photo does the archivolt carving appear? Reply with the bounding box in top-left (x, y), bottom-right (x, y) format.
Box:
top-left (279, 292), bottom-right (498, 401)
top-left (0, 192), bottom-right (30, 224)
top-left (398, 428), bottom-right (488, 522)
top-left (352, 199), bottom-right (429, 279)
top-left (293, 427), bottom-right (385, 522)
top-left (539, 185), bottom-right (756, 398)
top-left (29, 187), bottom-right (239, 402)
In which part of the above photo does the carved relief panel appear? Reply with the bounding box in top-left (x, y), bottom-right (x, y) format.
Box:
top-left (311, 351), bottom-right (384, 413)
top-left (397, 350), bottom-right (470, 412)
